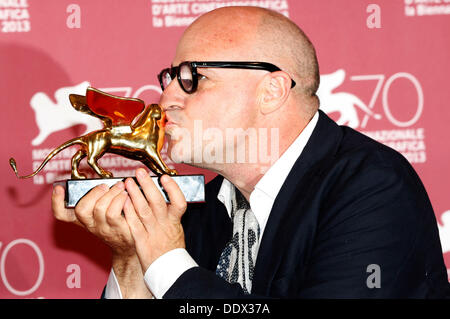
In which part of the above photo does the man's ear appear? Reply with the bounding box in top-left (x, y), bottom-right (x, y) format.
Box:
top-left (257, 71), bottom-right (292, 115)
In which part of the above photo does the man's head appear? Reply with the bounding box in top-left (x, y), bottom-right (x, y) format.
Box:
top-left (159, 6), bottom-right (320, 172)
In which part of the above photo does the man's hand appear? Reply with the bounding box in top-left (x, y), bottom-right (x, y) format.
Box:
top-left (52, 180), bottom-right (153, 298)
top-left (52, 181), bottom-right (134, 257)
top-left (123, 168), bottom-right (187, 272)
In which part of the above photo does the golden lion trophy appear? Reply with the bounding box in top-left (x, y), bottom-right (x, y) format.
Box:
top-left (10, 87), bottom-right (204, 207)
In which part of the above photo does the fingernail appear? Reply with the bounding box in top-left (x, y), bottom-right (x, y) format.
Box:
top-left (137, 168), bottom-right (147, 178)
top-left (161, 174), bottom-right (170, 183)
top-left (115, 181), bottom-right (125, 190)
top-left (99, 184), bottom-right (109, 191)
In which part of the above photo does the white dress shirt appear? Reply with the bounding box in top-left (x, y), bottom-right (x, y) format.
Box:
top-left (104, 111), bottom-right (319, 299)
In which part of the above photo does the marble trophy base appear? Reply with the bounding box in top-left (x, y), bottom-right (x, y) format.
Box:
top-left (54, 175), bottom-right (205, 208)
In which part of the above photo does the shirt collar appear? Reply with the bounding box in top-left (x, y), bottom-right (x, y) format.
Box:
top-left (253, 110), bottom-right (319, 201)
top-left (217, 111), bottom-right (319, 235)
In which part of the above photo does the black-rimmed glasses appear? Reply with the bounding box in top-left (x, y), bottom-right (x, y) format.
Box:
top-left (157, 61), bottom-right (296, 94)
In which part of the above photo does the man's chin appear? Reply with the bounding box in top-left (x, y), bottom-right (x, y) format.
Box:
top-left (166, 141), bottom-right (189, 165)
top-left (164, 124), bottom-right (183, 137)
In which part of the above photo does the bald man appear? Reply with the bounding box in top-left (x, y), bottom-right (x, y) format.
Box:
top-left (52, 7), bottom-right (449, 298)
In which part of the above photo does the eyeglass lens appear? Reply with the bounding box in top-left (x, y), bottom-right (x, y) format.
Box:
top-left (161, 64), bottom-right (194, 92)
top-left (161, 70), bottom-right (172, 89)
top-left (179, 63), bottom-right (194, 92)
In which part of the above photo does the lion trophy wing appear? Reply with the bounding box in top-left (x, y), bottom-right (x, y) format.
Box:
top-left (69, 87), bottom-right (146, 127)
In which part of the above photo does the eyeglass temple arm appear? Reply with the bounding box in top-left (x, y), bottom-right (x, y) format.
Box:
top-left (193, 62), bottom-right (296, 88)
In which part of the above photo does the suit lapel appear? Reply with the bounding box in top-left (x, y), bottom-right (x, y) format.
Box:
top-left (252, 110), bottom-right (344, 295)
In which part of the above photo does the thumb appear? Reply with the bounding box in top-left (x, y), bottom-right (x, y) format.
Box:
top-left (160, 175), bottom-right (187, 221)
top-left (51, 185), bottom-right (84, 228)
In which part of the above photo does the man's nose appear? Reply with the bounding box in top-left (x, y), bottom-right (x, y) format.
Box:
top-left (166, 75), bottom-right (187, 94)
top-left (160, 79), bottom-right (185, 110)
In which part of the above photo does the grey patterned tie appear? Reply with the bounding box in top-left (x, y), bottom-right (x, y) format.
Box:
top-left (216, 188), bottom-right (260, 294)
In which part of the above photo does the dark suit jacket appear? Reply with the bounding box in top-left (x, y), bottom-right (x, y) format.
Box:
top-left (163, 110), bottom-right (449, 298)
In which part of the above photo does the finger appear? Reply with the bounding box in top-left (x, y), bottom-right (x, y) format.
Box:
top-left (74, 183), bottom-right (109, 228)
top-left (160, 174), bottom-right (187, 222)
top-left (123, 196), bottom-right (147, 238)
top-left (135, 168), bottom-right (167, 219)
top-left (51, 185), bottom-right (83, 227)
top-left (105, 190), bottom-right (128, 227)
top-left (124, 177), bottom-right (156, 230)
top-left (93, 181), bottom-right (126, 225)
